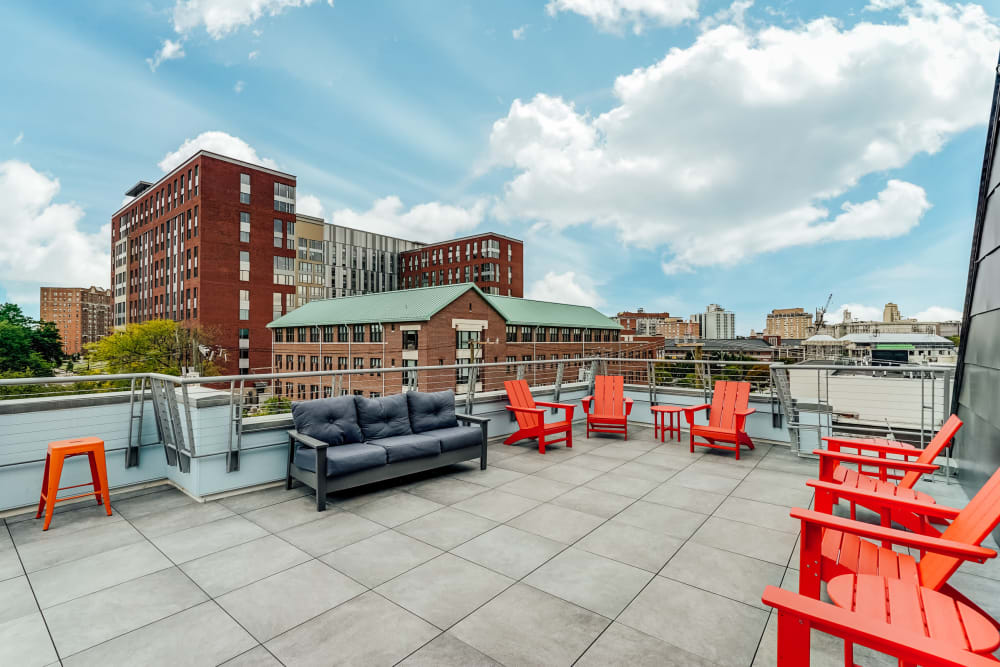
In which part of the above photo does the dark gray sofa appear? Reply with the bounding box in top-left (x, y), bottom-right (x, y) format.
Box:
top-left (286, 390), bottom-right (489, 511)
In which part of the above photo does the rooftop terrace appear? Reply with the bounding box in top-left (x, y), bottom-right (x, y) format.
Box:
top-left (2, 424), bottom-right (994, 666)
top-left (0, 359), bottom-right (992, 666)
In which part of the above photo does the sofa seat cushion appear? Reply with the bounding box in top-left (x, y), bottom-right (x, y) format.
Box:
top-left (291, 395), bottom-right (363, 445)
top-left (294, 443), bottom-right (387, 476)
top-left (355, 394), bottom-right (413, 441)
top-left (428, 426), bottom-right (483, 452)
top-left (368, 433), bottom-right (441, 463)
top-left (407, 390), bottom-right (459, 433)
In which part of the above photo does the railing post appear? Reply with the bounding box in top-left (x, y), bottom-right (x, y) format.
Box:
top-left (588, 360), bottom-right (598, 397)
top-left (553, 362), bottom-right (564, 414)
top-left (465, 363), bottom-right (478, 414)
top-left (647, 361), bottom-right (655, 406)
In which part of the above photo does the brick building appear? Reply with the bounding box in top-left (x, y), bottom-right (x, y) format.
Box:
top-left (266, 284), bottom-right (661, 399)
top-left (39, 286), bottom-right (113, 356)
top-left (400, 233), bottom-right (523, 297)
top-left (613, 309), bottom-right (671, 336)
top-left (111, 151), bottom-right (298, 375)
top-left (662, 317), bottom-right (700, 339)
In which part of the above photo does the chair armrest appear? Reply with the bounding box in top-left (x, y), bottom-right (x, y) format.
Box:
top-left (580, 396), bottom-right (593, 414)
top-left (536, 401), bottom-right (574, 411)
top-left (287, 430), bottom-right (330, 449)
top-left (807, 480), bottom-right (960, 520)
top-left (814, 450), bottom-right (938, 474)
top-left (456, 413), bottom-right (490, 425)
top-left (506, 406), bottom-right (545, 415)
top-left (735, 408), bottom-right (756, 416)
top-left (823, 436), bottom-right (919, 457)
top-left (682, 404), bottom-right (710, 425)
top-left (624, 397), bottom-right (634, 416)
top-left (792, 508), bottom-right (991, 561)
top-left (761, 586), bottom-right (999, 667)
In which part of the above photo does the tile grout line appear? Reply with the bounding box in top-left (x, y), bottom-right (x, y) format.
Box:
top-left (5, 517), bottom-right (65, 667)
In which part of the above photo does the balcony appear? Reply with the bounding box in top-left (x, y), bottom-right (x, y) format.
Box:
top-left (0, 359), bottom-right (993, 665)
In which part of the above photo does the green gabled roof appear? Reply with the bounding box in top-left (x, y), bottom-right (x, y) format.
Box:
top-left (483, 294), bottom-right (622, 330)
top-left (267, 284), bottom-right (487, 327)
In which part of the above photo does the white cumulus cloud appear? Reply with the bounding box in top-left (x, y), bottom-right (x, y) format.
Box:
top-left (172, 0), bottom-right (319, 39)
top-left (0, 161), bottom-right (110, 288)
top-left (526, 271), bottom-right (604, 308)
top-left (146, 39), bottom-right (186, 71)
top-left (489, 1), bottom-right (997, 273)
top-left (913, 306), bottom-right (962, 321)
top-left (513, 25), bottom-right (528, 40)
top-left (234, 80), bottom-right (245, 93)
top-left (330, 196), bottom-right (486, 242)
top-left (158, 131), bottom-right (278, 172)
top-left (546, 0), bottom-right (700, 34)
top-left (297, 194), bottom-right (324, 218)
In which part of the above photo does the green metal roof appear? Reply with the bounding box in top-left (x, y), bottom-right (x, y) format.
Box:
top-left (267, 283), bottom-right (621, 330)
top-left (267, 284), bottom-right (484, 327)
top-left (875, 343), bottom-right (915, 350)
top-left (483, 294), bottom-right (622, 329)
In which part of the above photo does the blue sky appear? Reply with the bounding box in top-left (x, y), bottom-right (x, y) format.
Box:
top-left (1, 0), bottom-right (998, 334)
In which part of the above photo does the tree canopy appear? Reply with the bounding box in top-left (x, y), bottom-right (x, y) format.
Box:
top-left (86, 319), bottom-right (219, 375)
top-left (0, 303), bottom-right (63, 376)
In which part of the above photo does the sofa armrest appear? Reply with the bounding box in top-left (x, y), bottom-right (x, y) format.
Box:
top-left (456, 413), bottom-right (490, 425)
top-left (288, 430), bottom-right (330, 449)
top-left (457, 413), bottom-right (489, 470)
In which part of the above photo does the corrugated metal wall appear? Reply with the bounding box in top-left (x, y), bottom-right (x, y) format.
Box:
top-left (952, 52), bottom-right (1000, 544)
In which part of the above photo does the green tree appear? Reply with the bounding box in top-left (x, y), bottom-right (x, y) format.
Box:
top-left (0, 303), bottom-right (63, 375)
top-left (86, 320), bottom-right (219, 375)
top-left (256, 396), bottom-right (291, 416)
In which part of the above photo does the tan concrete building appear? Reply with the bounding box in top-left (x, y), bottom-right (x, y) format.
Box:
top-left (292, 214), bottom-right (327, 311)
top-left (39, 286), bottom-right (113, 356)
top-left (883, 302), bottom-right (901, 323)
top-left (765, 307), bottom-right (813, 340)
top-left (662, 317), bottom-right (700, 339)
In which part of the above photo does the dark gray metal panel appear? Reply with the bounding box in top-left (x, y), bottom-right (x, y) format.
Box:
top-left (969, 249), bottom-right (1000, 316)
top-left (960, 310), bottom-right (1000, 371)
top-left (977, 190), bottom-right (1000, 260)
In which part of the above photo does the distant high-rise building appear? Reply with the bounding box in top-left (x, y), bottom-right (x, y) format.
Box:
top-left (883, 302), bottom-right (901, 322)
top-left (662, 316), bottom-right (700, 339)
top-left (324, 220), bottom-right (422, 299)
top-left (400, 233), bottom-right (523, 297)
top-left (692, 304), bottom-right (736, 339)
top-left (765, 307), bottom-right (813, 340)
top-left (39, 286), bottom-right (112, 356)
top-left (614, 309), bottom-right (672, 336)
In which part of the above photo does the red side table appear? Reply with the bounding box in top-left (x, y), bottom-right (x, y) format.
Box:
top-left (651, 405), bottom-right (684, 443)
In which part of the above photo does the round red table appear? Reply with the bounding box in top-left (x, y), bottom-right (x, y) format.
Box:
top-left (828, 574), bottom-right (1000, 661)
top-left (651, 405), bottom-right (684, 443)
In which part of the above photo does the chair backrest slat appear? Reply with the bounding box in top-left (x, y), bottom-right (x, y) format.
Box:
top-left (504, 380), bottom-right (539, 429)
top-left (897, 415), bottom-right (962, 489)
top-left (594, 376), bottom-right (624, 417)
top-left (918, 465), bottom-right (1000, 589)
top-left (708, 381), bottom-right (750, 430)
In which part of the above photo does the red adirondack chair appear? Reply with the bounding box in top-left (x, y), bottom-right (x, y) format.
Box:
top-left (794, 464), bottom-right (1000, 627)
top-left (815, 415), bottom-right (962, 533)
top-left (682, 381), bottom-right (755, 459)
top-left (503, 380), bottom-right (575, 454)
top-left (581, 375), bottom-right (633, 440)
top-left (762, 585), bottom-right (999, 667)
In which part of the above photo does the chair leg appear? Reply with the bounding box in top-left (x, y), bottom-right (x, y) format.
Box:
top-left (538, 433), bottom-right (546, 454)
top-left (566, 426), bottom-right (573, 449)
top-left (35, 453), bottom-right (51, 519)
top-left (87, 452), bottom-right (102, 505)
top-left (92, 449), bottom-right (112, 516)
top-left (43, 453), bottom-right (64, 531)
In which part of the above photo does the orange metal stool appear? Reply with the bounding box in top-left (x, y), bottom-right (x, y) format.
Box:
top-left (35, 437), bottom-right (112, 530)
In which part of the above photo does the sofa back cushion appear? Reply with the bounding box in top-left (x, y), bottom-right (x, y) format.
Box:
top-left (291, 395), bottom-right (363, 445)
top-left (355, 393), bottom-right (413, 441)
top-left (407, 390), bottom-right (458, 433)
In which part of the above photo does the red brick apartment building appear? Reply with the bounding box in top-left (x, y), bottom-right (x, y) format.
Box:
top-left (110, 151), bottom-right (298, 375)
top-left (39, 286), bottom-right (113, 356)
top-left (267, 284), bottom-right (661, 400)
top-left (400, 233), bottom-right (523, 297)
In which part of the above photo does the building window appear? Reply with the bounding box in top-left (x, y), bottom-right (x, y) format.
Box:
top-left (286, 355), bottom-right (293, 369)
top-left (338, 324), bottom-right (348, 342)
top-left (239, 290), bottom-right (249, 320)
top-left (353, 324), bottom-right (365, 343)
top-left (506, 325), bottom-right (516, 342)
top-left (310, 356), bottom-right (319, 371)
top-left (297, 355), bottom-right (306, 371)
top-left (307, 326), bottom-right (318, 343)
top-left (402, 330), bottom-right (418, 350)
top-left (323, 325), bottom-right (334, 343)
top-left (274, 355), bottom-right (282, 369)
top-left (505, 355), bottom-right (516, 372)
top-left (370, 357), bottom-right (382, 375)
top-left (573, 328), bottom-right (582, 342)
top-left (240, 173), bottom-right (250, 204)
top-left (274, 328), bottom-right (284, 343)
top-left (456, 330), bottom-right (480, 349)
top-left (370, 323), bottom-right (383, 343)
top-left (323, 356), bottom-right (332, 371)
top-left (536, 327), bottom-right (547, 342)
top-left (338, 356), bottom-right (347, 370)
top-left (353, 357), bottom-right (364, 370)
top-left (274, 219), bottom-right (283, 247)
top-left (310, 385), bottom-right (319, 400)
top-left (239, 212), bottom-right (250, 242)
top-left (239, 251), bottom-right (249, 281)
top-left (521, 326), bottom-right (533, 342)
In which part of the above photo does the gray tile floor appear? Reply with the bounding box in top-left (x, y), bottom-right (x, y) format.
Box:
top-left (0, 425), bottom-right (995, 666)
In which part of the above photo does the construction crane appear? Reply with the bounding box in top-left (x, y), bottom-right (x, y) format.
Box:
top-left (815, 293), bottom-right (833, 329)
